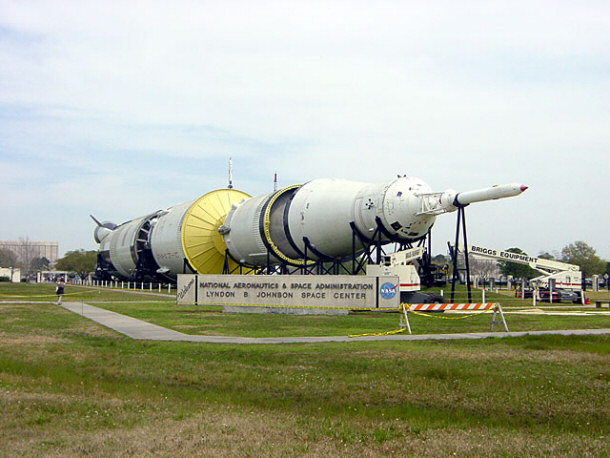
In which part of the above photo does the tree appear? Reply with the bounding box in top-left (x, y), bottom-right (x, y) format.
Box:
top-left (432, 254), bottom-right (449, 264)
top-left (468, 257), bottom-right (498, 281)
top-left (16, 236), bottom-right (37, 274)
top-left (0, 248), bottom-right (17, 267)
top-left (55, 250), bottom-right (98, 279)
top-left (538, 251), bottom-right (556, 260)
top-left (497, 247), bottom-right (537, 280)
top-left (30, 257), bottom-right (50, 271)
top-left (560, 241), bottom-right (605, 277)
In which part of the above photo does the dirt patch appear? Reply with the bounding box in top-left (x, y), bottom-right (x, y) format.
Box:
top-left (0, 334), bottom-right (71, 345)
top-left (350, 345), bottom-right (609, 365)
top-left (4, 408), bottom-right (607, 457)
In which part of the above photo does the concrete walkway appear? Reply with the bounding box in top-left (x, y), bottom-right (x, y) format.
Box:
top-left (60, 302), bottom-right (610, 344)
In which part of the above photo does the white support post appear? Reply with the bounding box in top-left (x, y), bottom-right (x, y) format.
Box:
top-left (399, 304), bottom-right (412, 334)
top-left (533, 288), bottom-right (537, 307)
top-left (490, 305), bottom-right (509, 332)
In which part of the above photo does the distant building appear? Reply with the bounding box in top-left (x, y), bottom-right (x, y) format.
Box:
top-left (0, 267), bottom-right (21, 282)
top-left (0, 241), bottom-right (59, 266)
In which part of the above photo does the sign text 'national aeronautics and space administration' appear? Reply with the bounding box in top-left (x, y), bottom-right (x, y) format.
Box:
top-left (177, 274), bottom-right (399, 309)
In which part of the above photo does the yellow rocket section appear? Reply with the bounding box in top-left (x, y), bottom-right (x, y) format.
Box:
top-left (181, 189), bottom-right (250, 274)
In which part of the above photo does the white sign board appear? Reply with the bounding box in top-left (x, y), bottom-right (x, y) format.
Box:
top-left (176, 274), bottom-right (197, 304)
top-left (177, 274), bottom-right (400, 310)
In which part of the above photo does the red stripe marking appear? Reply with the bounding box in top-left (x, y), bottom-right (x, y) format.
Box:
top-left (407, 303), bottom-right (497, 311)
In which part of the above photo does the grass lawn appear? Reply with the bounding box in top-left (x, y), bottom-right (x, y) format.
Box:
top-left (1, 283), bottom-right (608, 456)
top-left (63, 284), bottom-right (610, 337)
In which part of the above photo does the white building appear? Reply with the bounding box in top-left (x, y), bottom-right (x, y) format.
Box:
top-left (0, 267), bottom-right (21, 283)
top-left (0, 241), bottom-right (59, 266)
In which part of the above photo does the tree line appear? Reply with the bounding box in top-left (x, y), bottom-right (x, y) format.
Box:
top-left (465, 241), bottom-right (608, 281)
top-left (1, 240), bottom-right (609, 281)
top-left (0, 248), bottom-right (97, 280)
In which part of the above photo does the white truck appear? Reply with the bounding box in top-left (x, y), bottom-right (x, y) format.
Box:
top-left (467, 244), bottom-right (583, 303)
top-left (366, 247), bottom-right (445, 303)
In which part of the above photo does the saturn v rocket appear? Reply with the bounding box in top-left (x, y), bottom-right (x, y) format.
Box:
top-left (92, 176), bottom-right (527, 281)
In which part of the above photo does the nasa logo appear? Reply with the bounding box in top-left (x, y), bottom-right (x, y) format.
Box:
top-left (380, 282), bottom-right (397, 300)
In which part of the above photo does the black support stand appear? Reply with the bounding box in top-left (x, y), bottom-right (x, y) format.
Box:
top-left (221, 218), bottom-right (426, 278)
top-left (449, 206), bottom-right (472, 303)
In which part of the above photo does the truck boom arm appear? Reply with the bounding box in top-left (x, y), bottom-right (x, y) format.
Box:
top-left (467, 244), bottom-right (579, 275)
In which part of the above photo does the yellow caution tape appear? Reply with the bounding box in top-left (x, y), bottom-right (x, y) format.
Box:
top-left (348, 328), bottom-right (408, 338)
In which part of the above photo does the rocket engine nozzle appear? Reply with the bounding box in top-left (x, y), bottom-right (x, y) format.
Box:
top-left (90, 215), bottom-right (117, 243)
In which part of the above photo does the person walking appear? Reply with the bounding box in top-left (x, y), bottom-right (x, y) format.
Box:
top-left (55, 278), bottom-right (65, 305)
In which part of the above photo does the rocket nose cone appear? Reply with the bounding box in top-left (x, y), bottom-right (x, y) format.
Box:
top-left (520, 185), bottom-right (528, 192)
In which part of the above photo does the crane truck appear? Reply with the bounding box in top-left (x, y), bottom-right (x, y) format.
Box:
top-left (467, 244), bottom-right (583, 303)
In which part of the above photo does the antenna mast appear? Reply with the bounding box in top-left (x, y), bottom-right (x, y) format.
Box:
top-left (228, 157), bottom-right (233, 189)
top-left (273, 172), bottom-right (278, 192)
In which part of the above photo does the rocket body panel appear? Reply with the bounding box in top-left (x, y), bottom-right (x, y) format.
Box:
top-left (108, 217), bottom-right (147, 278)
top-left (266, 185), bottom-right (302, 260)
top-left (286, 179), bottom-right (367, 259)
top-left (222, 194), bottom-right (270, 265)
top-left (221, 177), bottom-right (439, 266)
top-left (94, 226), bottom-right (113, 244)
top-left (377, 177), bottom-right (435, 240)
top-left (149, 201), bottom-right (194, 274)
top-left (98, 234), bottom-right (114, 270)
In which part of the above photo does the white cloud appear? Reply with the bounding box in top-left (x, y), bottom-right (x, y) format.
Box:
top-left (0, 0), bottom-right (609, 258)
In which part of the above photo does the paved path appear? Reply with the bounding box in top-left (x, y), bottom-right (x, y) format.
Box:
top-left (59, 302), bottom-right (610, 344)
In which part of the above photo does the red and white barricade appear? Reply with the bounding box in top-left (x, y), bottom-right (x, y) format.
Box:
top-left (399, 302), bottom-right (508, 334)
top-left (409, 303), bottom-right (496, 312)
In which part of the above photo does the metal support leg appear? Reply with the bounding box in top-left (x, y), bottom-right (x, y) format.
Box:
top-left (490, 305), bottom-right (509, 332)
top-left (399, 303), bottom-right (412, 334)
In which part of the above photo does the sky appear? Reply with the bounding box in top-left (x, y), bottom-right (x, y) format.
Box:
top-left (0, 0), bottom-right (609, 261)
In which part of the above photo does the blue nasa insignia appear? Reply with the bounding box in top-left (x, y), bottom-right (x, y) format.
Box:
top-left (379, 282), bottom-right (397, 300)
